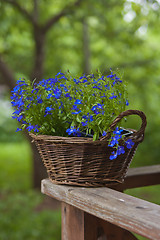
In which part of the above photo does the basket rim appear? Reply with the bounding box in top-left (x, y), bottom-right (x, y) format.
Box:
top-left (29, 128), bottom-right (136, 144)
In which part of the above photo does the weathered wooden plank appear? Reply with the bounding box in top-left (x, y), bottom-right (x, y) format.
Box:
top-left (61, 202), bottom-right (138, 240)
top-left (61, 203), bottom-right (98, 240)
top-left (41, 179), bottom-right (160, 240)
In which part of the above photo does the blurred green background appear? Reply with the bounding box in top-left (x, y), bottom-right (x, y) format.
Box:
top-left (0, 0), bottom-right (160, 239)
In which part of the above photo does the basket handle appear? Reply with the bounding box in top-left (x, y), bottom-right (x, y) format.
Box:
top-left (100, 109), bottom-right (147, 142)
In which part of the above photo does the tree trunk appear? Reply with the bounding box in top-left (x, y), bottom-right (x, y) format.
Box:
top-left (0, 56), bottom-right (16, 90)
top-left (29, 27), bottom-right (48, 188)
top-left (30, 27), bottom-right (46, 81)
top-left (30, 137), bottom-right (48, 189)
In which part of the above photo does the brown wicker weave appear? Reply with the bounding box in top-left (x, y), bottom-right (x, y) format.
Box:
top-left (30, 109), bottom-right (147, 187)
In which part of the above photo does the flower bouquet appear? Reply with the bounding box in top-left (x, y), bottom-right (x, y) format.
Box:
top-left (11, 70), bottom-right (147, 186)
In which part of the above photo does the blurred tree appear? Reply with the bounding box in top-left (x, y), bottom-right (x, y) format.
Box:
top-left (0, 0), bottom-right (84, 188)
top-left (0, 0), bottom-right (160, 187)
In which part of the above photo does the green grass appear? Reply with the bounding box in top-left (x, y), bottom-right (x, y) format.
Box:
top-left (0, 141), bottom-right (32, 191)
top-left (0, 191), bottom-right (61, 240)
top-left (0, 141), bottom-right (159, 240)
top-left (125, 185), bottom-right (160, 205)
top-left (0, 141), bottom-right (61, 240)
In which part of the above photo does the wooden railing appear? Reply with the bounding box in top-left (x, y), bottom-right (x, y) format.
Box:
top-left (41, 164), bottom-right (160, 240)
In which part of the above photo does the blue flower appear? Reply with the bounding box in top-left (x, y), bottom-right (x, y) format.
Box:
top-left (66, 126), bottom-right (81, 136)
top-left (81, 113), bottom-right (94, 126)
top-left (17, 115), bottom-right (23, 122)
top-left (93, 79), bottom-right (99, 84)
top-left (102, 131), bottom-right (107, 136)
top-left (76, 128), bottom-right (82, 137)
top-left (92, 109), bottom-right (99, 115)
top-left (11, 85), bottom-right (20, 93)
top-left (44, 106), bottom-right (54, 117)
top-left (79, 74), bottom-right (87, 80)
top-left (126, 100), bottom-right (129, 106)
top-left (65, 93), bottom-right (72, 100)
top-left (110, 151), bottom-right (117, 160)
top-left (59, 101), bottom-right (64, 109)
top-left (113, 127), bottom-right (123, 135)
top-left (12, 110), bottom-right (21, 118)
top-left (109, 93), bottom-right (117, 99)
top-left (72, 105), bottom-right (79, 111)
top-left (125, 139), bottom-right (134, 149)
top-left (66, 127), bottom-right (74, 135)
top-left (112, 76), bottom-right (122, 85)
top-left (58, 75), bottom-right (67, 80)
top-left (34, 125), bottom-right (40, 133)
top-left (82, 121), bottom-right (88, 126)
top-left (97, 103), bottom-right (104, 109)
top-left (74, 99), bottom-right (82, 105)
top-left (26, 104), bottom-right (31, 110)
top-left (26, 124), bottom-right (35, 131)
top-left (83, 79), bottom-right (88, 83)
top-left (104, 84), bottom-right (110, 90)
top-left (91, 105), bottom-right (97, 111)
top-left (22, 121), bottom-right (27, 124)
top-left (117, 146), bottom-right (125, 155)
top-left (46, 106), bottom-right (53, 111)
top-left (98, 76), bottom-right (105, 81)
top-left (55, 71), bottom-right (64, 76)
top-left (60, 84), bottom-right (68, 92)
top-left (16, 78), bottom-right (27, 85)
top-left (71, 110), bottom-right (81, 114)
top-left (16, 128), bottom-right (22, 132)
top-left (93, 83), bottom-right (102, 90)
top-left (36, 95), bottom-right (43, 104)
top-left (91, 104), bottom-right (104, 115)
top-left (47, 93), bottom-right (53, 99)
top-left (89, 115), bottom-right (94, 122)
top-left (82, 115), bottom-right (88, 120)
top-left (31, 88), bottom-right (39, 94)
top-left (107, 73), bottom-right (116, 78)
top-left (54, 87), bottom-right (61, 99)
top-left (74, 78), bottom-right (80, 84)
top-left (26, 96), bottom-right (33, 101)
top-left (100, 93), bottom-right (107, 98)
top-left (11, 96), bottom-right (24, 108)
top-left (108, 134), bottom-right (121, 147)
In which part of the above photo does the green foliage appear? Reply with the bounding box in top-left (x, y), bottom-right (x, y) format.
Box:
top-left (0, 191), bottom-right (61, 240)
top-left (0, 99), bottom-right (24, 142)
top-left (11, 71), bottom-right (128, 139)
top-left (0, 142), bottom-right (61, 240)
top-left (0, 142), bottom-right (32, 191)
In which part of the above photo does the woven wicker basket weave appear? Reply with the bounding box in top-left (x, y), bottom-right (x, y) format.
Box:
top-left (30, 109), bottom-right (147, 187)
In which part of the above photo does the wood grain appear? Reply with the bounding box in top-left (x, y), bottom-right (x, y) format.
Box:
top-left (42, 179), bottom-right (160, 240)
top-left (61, 202), bottom-right (138, 240)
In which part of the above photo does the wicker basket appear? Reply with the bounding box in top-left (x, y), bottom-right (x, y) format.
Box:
top-left (30, 110), bottom-right (147, 187)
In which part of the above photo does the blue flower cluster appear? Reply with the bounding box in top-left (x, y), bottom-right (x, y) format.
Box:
top-left (11, 70), bottom-right (131, 159)
top-left (66, 126), bottom-right (81, 137)
top-left (107, 127), bottom-right (135, 160)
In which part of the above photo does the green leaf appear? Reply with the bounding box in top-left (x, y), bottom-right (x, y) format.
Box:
top-left (76, 115), bottom-right (81, 123)
top-left (93, 132), bottom-right (98, 141)
top-left (51, 128), bottom-right (55, 133)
